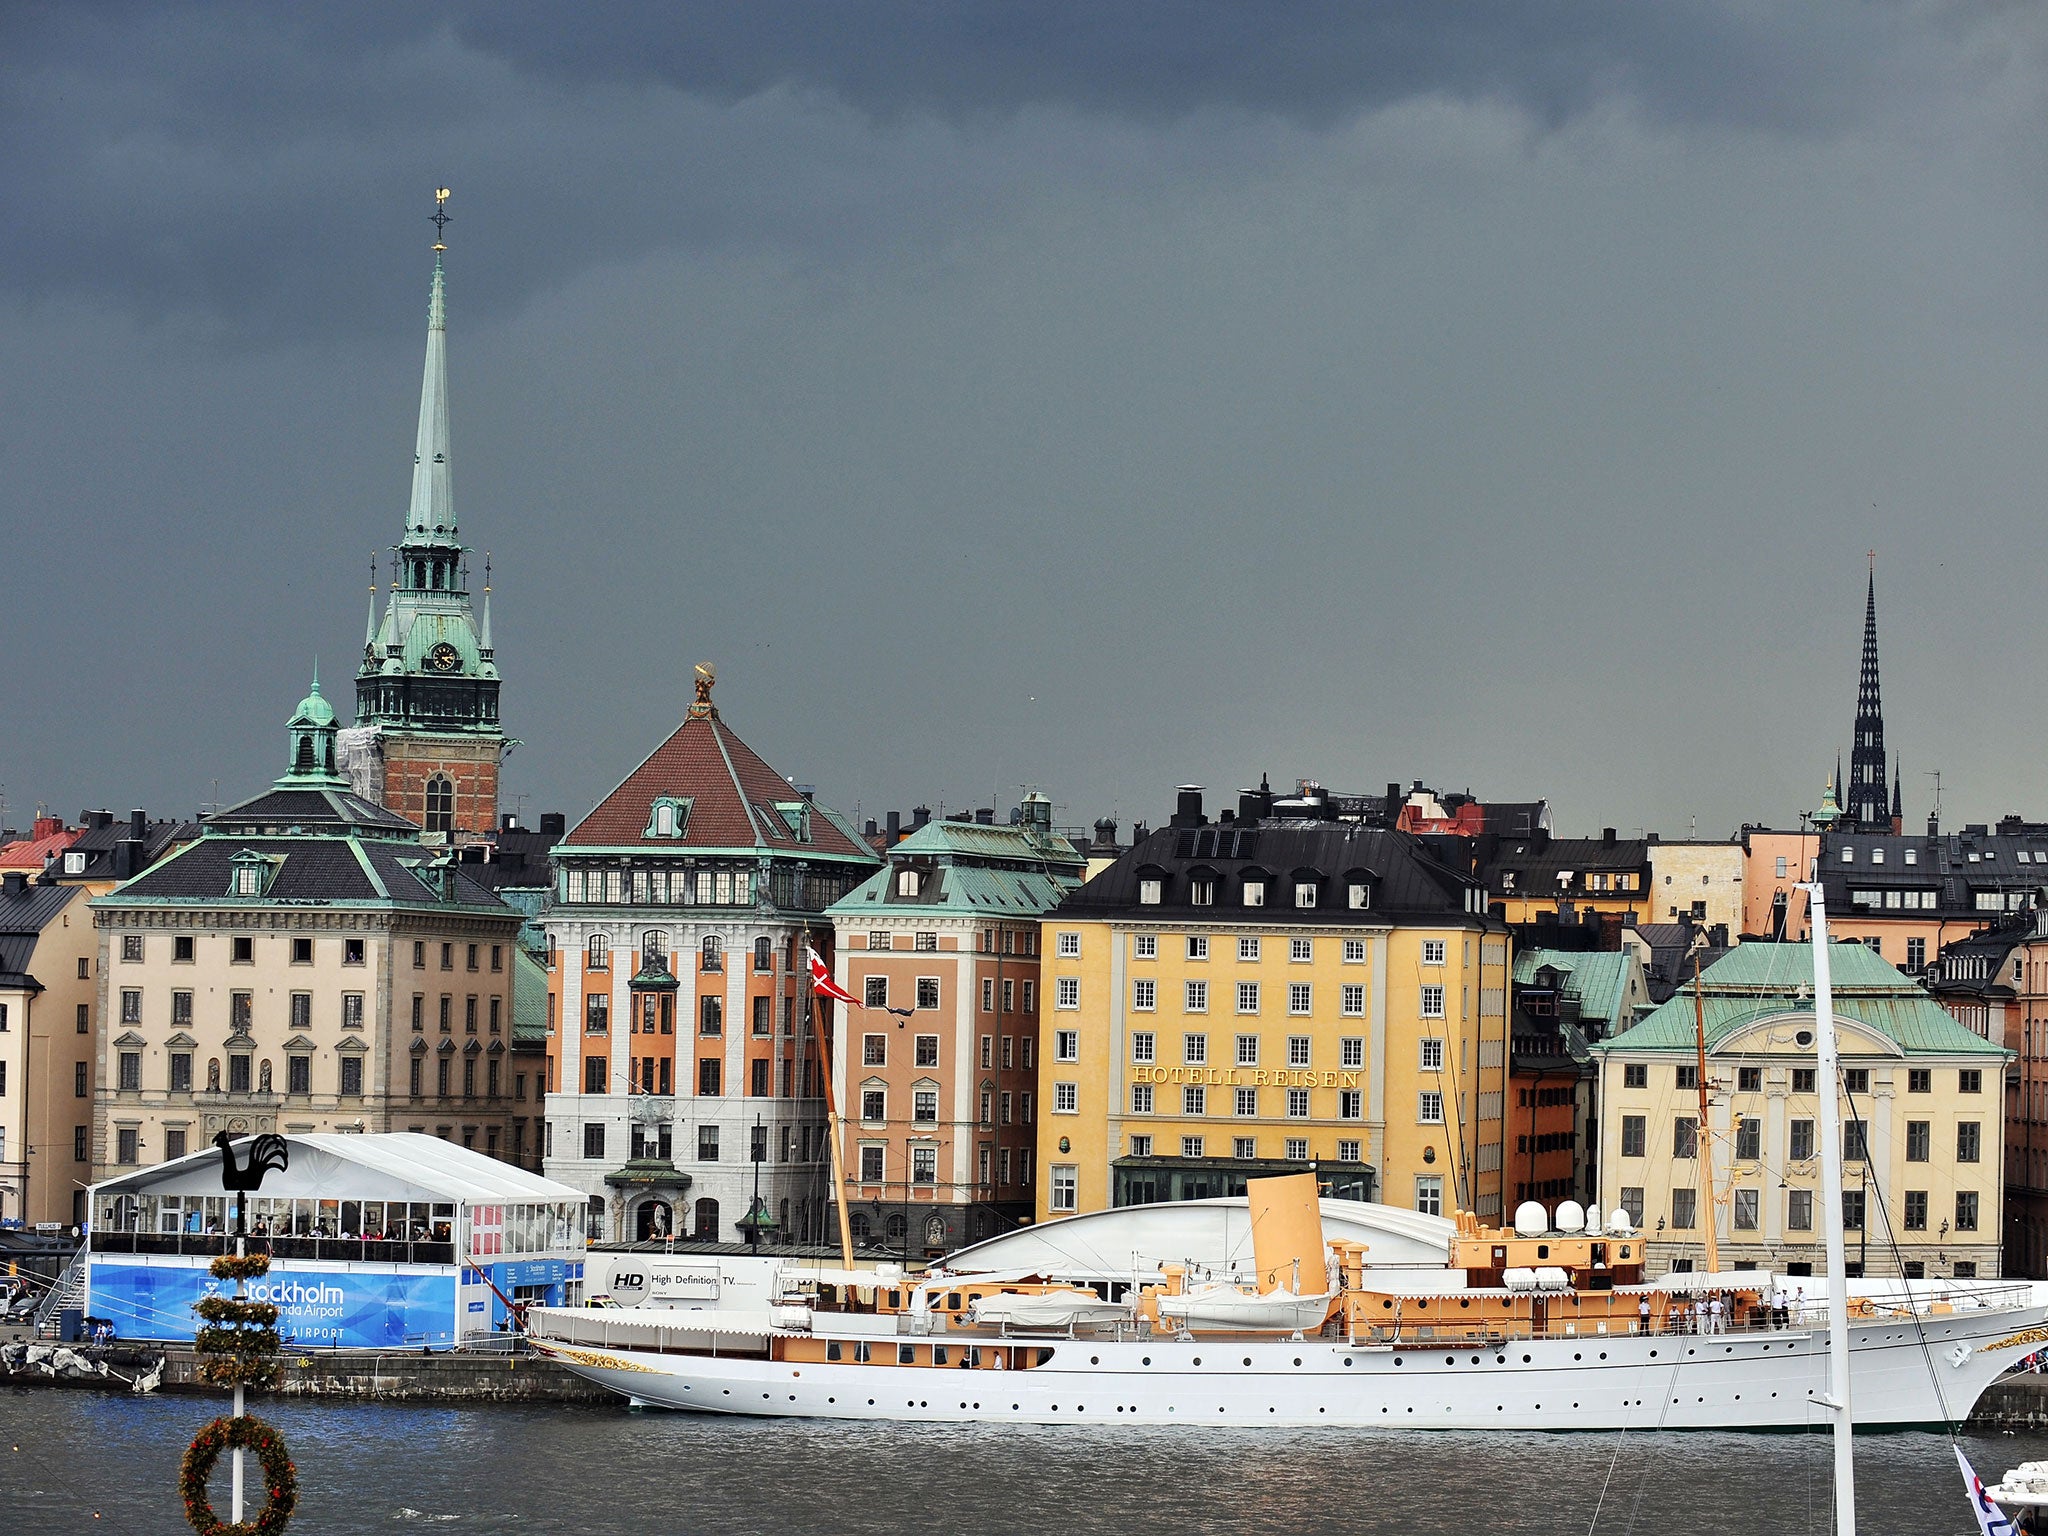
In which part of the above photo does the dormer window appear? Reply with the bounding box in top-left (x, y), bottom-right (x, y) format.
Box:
top-left (1242, 879), bottom-right (1266, 908)
top-left (1137, 870), bottom-right (1164, 905)
top-left (228, 851), bottom-right (274, 898)
top-left (644, 796), bottom-right (693, 839)
top-left (1350, 884), bottom-right (1371, 909)
top-left (897, 868), bottom-right (922, 898)
top-left (1187, 866), bottom-right (1217, 906)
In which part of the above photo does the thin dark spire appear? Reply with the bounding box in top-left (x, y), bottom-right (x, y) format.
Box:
top-left (1847, 562), bottom-right (1889, 831)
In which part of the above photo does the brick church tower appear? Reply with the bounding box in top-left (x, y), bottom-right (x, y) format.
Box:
top-left (339, 192), bottom-right (506, 844)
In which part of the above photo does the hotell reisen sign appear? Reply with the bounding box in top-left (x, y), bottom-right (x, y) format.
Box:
top-left (1129, 1066), bottom-right (1362, 1088)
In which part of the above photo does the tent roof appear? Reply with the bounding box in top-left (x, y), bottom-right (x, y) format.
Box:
top-left (90, 1133), bottom-right (583, 1206)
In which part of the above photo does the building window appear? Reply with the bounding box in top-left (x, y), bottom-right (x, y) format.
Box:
top-left (1842, 1068), bottom-right (1869, 1094)
top-left (859, 1144), bottom-right (884, 1182)
top-left (1422, 939), bottom-right (1446, 966)
top-left (1905, 1120), bottom-right (1929, 1161)
top-left (228, 1055), bottom-right (251, 1093)
top-left (1957, 1191), bottom-right (1980, 1231)
top-left (1670, 1188), bottom-right (1698, 1229)
top-left (287, 1055), bottom-right (310, 1094)
top-left (1286, 1087), bottom-right (1310, 1118)
top-left (1733, 1189), bottom-right (1759, 1230)
top-left (1419, 986), bottom-right (1445, 1019)
top-left (1236, 937), bottom-right (1260, 963)
top-left (341, 1056), bottom-right (363, 1096)
top-left (1736, 1118), bottom-right (1761, 1161)
top-left (1237, 982), bottom-right (1260, 1015)
top-left (861, 1086), bottom-right (886, 1122)
top-left (1792, 1067), bottom-right (1816, 1094)
top-left (1235, 1034), bottom-right (1260, 1067)
top-left (1785, 1189), bottom-right (1814, 1230)
top-left (1183, 1085), bottom-right (1206, 1115)
top-left (118, 1051), bottom-right (141, 1091)
top-left (911, 976), bottom-right (940, 1011)
top-left (1183, 1032), bottom-right (1207, 1066)
top-left (1288, 1035), bottom-right (1311, 1068)
top-left (1903, 1190), bottom-right (1928, 1231)
top-left (1050, 1166), bottom-right (1078, 1212)
top-left (1138, 879), bottom-right (1161, 906)
top-left (1186, 935), bottom-right (1210, 961)
top-left (116, 1128), bottom-right (139, 1164)
top-left (1341, 1036), bottom-right (1364, 1069)
top-left (1132, 978), bottom-right (1156, 1011)
top-left (1130, 1082), bottom-right (1154, 1113)
top-left (1235, 1086), bottom-right (1258, 1117)
top-left (1414, 1176), bottom-right (1443, 1217)
top-left (1054, 1030), bottom-right (1079, 1063)
top-left (700, 997), bottom-right (723, 1036)
top-left (1339, 983), bottom-right (1365, 1017)
top-left (1131, 1032), bottom-right (1155, 1064)
top-left (231, 935), bottom-right (254, 962)
top-left (1418, 1038), bottom-right (1444, 1073)
top-left (425, 775), bottom-right (454, 835)
top-left (1676, 1064), bottom-right (1699, 1090)
top-left (1180, 1136), bottom-right (1205, 1158)
top-left (1958, 1122), bottom-right (1982, 1163)
top-left (1960, 1069), bottom-right (1983, 1094)
top-left (1054, 1082), bottom-right (1078, 1113)
top-left (1737, 1066), bottom-right (1762, 1092)
top-left (1620, 1115), bottom-right (1646, 1157)
top-left (1134, 934), bottom-right (1158, 960)
top-left (170, 1053), bottom-right (192, 1092)
top-left (1842, 1190), bottom-right (1865, 1230)
top-left (699, 1125), bottom-right (721, 1161)
top-left (863, 976), bottom-right (888, 1010)
top-left (1294, 882), bottom-right (1317, 908)
top-left (1339, 1089), bottom-right (1362, 1119)
top-left (1623, 1062), bottom-right (1647, 1089)
top-left (699, 1058), bottom-right (722, 1095)
top-left (121, 933), bottom-right (144, 963)
top-left (913, 1086), bottom-right (939, 1123)
top-left (1057, 931), bottom-right (1080, 958)
top-left (1906, 938), bottom-right (1926, 970)
top-left (1418, 1090), bottom-right (1443, 1124)
top-left (1185, 980), bottom-right (1208, 1013)
top-left (1287, 983), bottom-right (1311, 1016)
top-left (1242, 880), bottom-right (1265, 907)
top-left (1673, 1117), bottom-right (1698, 1158)
top-left (1055, 976), bottom-right (1080, 1011)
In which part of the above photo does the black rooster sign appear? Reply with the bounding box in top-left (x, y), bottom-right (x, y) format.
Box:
top-left (214, 1132), bottom-right (290, 1237)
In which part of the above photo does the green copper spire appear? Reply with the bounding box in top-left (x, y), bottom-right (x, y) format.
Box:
top-left (280, 667), bottom-right (349, 787)
top-left (406, 211), bottom-right (455, 544)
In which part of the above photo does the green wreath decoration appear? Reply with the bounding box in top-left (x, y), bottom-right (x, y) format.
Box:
top-left (210, 1252), bottom-right (272, 1283)
top-left (178, 1414), bottom-right (298, 1536)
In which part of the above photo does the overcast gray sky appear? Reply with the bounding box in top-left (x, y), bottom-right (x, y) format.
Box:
top-left (6, 2), bottom-right (2047, 841)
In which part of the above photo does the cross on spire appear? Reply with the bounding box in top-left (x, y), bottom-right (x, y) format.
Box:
top-left (431, 187), bottom-right (452, 250)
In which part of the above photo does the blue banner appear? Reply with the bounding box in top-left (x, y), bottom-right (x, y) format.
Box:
top-left (88, 1260), bottom-right (458, 1348)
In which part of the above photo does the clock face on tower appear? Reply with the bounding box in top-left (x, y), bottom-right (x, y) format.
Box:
top-left (426, 642), bottom-right (462, 674)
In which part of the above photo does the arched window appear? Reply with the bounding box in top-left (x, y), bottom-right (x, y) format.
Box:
top-left (702, 934), bottom-right (723, 972)
top-left (425, 775), bottom-right (454, 835)
top-left (588, 933), bottom-right (610, 969)
top-left (850, 1212), bottom-right (873, 1242)
top-left (693, 1197), bottom-right (721, 1240)
top-left (754, 937), bottom-right (773, 973)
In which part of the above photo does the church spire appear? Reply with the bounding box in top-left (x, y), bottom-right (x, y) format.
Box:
top-left (1846, 557), bottom-right (1890, 832)
top-left (406, 188), bottom-right (456, 543)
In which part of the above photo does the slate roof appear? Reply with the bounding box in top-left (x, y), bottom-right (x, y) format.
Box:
top-left (564, 707), bottom-right (871, 860)
top-left (206, 784), bottom-right (419, 838)
top-left (1057, 823), bottom-right (1490, 923)
top-left (1820, 826), bottom-right (2048, 919)
top-left (831, 820), bottom-right (1086, 921)
top-left (1484, 835), bottom-right (1651, 893)
top-left (108, 834), bottom-right (506, 911)
top-left (52, 817), bottom-right (199, 883)
top-left (0, 882), bottom-right (83, 988)
top-left (1598, 941), bottom-right (2007, 1058)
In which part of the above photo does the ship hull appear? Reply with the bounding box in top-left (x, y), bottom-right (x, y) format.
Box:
top-left (532, 1302), bottom-right (2048, 1430)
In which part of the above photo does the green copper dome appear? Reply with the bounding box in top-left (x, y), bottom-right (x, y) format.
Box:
top-left (290, 672), bottom-right (338, 729)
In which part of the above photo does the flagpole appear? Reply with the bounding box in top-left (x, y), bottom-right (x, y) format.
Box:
top-left (805, 929), bottom-right (859, 1271)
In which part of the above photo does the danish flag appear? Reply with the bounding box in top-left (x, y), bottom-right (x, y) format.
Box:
top-left (806, 946), bottom-right (859, 1007)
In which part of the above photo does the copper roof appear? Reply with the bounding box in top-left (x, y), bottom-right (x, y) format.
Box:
top-left (564, 709), bottom-right (870, 858)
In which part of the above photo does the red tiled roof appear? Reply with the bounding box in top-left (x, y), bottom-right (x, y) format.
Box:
top-left (0, 827), bottom-right (83, 871)
top-left (565, 710), bottom-right (869, 858)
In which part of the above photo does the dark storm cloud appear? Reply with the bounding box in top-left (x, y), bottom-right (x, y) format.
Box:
top-left (2, 1), bottom-right (1969, 339)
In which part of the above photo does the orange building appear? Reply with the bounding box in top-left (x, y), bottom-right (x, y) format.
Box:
top-left (826, 797), bottom-right (1084, 1256)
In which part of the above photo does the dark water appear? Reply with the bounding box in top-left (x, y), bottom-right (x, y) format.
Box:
top-left (1, 1388), bottom-right (2038, 1534)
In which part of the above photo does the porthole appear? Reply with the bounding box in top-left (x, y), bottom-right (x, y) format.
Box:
top-left (1344, 1357), bottom-right (1354, 1368)
top-left (1293, 1358), bottom-right (1303, 1367)
top-left (1090, 1356), bottom-right (1100, 1365)
top-left (1573, 1353), bottom-right (1582, 1361)
top-left (1242, 1357), bottom-right (1252, 1367)
top-left (1142, 1356), bottom-right (1152, 1366)
top-left (1521, 1354), bottom-right (1531, 1363)
top-left (1193, 1357), bottom-right (1202, 1366)
top-left (1394, 1357), bottom-right (1404, 1367)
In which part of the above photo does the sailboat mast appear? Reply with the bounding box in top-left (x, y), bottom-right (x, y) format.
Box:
top-left (1691, 949), bottom-right (1720, 1276)
top-left (1807, 884), bottom-right (1856, 1535)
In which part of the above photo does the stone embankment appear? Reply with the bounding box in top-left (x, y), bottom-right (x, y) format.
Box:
top-left (1, 1341), bottom-right (612, 1404)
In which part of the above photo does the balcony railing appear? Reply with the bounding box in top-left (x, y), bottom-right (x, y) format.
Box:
top-left (90, 1232), bottom-right (456, 1265)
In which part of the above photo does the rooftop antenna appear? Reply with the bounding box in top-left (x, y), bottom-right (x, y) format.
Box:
top-left (1924, 769), bottom-right (1943, 825)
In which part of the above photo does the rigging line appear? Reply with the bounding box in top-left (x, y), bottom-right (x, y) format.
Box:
top-left (1840, 1084), bottom-right (1961, 1434)
top-left (1583, 1377), bottom-right (1644, 1535)
top-left (1620, 1349), bottom-right (1692, 1536)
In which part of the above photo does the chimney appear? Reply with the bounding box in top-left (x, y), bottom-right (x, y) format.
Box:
top-left (33, 814), bottom-right (65, 839)
top-left (796, 784), bottom-right (816, 803)
top-left (975, 807), bottom-right (995, 826)
top-left (1093, 817), bottom-right (1118, 846)
top-left (539, 812), bottom-right (567, 836)
top-left (863, 818), bottom-right (878, 838)
top-left (912, 806), bottom-right (931, 829)
top-left (114, 840), bottom-right (141, 879)
top-left (500, 812), bottom-right (518, 833)
top-left (1602, 827), bottom-right (1617, 846)
top-left (129, 809), bottom-right (148, 838)
top-left (83, 810), bottom-right (113, 831)
top-left (1170, 786), bottom-right (1205, 829)
top-left (2, 871), bottom-right (24, 897)
top-left (887, 810), bottom-right (902, 839)
top-left (1928, 811), bottom-right (1940, 838)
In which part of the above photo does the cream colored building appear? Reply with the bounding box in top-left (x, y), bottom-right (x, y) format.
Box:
top-left (91, 680), bottom-right (529, 1180)
top-left (1596, 942), bottom-right (2009, 1280)
top-left (1645, 838), bottom-right (1744, 935)
top-left (0, 873), bottom-right (100, 1227)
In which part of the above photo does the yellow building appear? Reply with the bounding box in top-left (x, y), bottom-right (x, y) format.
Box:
top-left (1483, 830), bottom-right (1651, 927)
top-left (1035, 799), bottom-right (1509, 1225)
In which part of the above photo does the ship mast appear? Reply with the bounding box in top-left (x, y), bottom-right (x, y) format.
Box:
top-left (1805, 884), bottom-right (1857, 1535)
top-left (1691, 945), bottom-right (1720, 1277)
top-left (804, 924), bottom-right (858, 1270)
